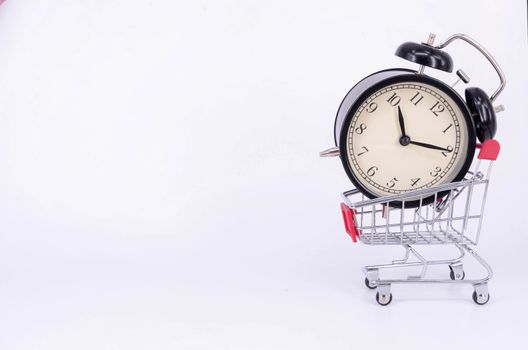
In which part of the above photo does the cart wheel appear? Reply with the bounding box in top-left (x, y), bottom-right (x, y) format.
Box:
top-left (448, 265), bottom-right (465, 280)
top-left (376, 292), bottom-right (393, 306)
top-left (364, 277), bottom-right (376, 289)
top-left (472, 290), bottom-right (490, 305)
top-left (449, 269), bottom-right (465, 280)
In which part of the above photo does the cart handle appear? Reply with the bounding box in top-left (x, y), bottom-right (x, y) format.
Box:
top-left (477, 139), bottom-right (500, 161)
top-left (341, 203), bottom-right (360, 242)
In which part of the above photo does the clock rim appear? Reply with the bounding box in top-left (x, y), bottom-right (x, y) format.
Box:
top-left (337, 71), bottom-right (476, 208)
top-left (334, 68), bottom-right (416, 146)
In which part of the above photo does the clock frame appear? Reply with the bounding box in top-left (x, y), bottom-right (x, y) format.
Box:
top-left (334, 69), bottom-right (476, 207)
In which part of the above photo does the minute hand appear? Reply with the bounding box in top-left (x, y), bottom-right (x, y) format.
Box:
top-left (409, 140), bottom-right (450, 152)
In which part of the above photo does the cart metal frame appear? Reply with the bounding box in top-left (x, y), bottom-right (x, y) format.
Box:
top-left (340, 139), bottom-right (500, 305)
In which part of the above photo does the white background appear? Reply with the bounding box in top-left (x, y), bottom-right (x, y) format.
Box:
top-left (0, 0), bottom-right (527, 349)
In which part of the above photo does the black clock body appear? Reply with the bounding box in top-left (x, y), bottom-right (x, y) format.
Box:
top-left (333, 69), bottom-right (476, 208)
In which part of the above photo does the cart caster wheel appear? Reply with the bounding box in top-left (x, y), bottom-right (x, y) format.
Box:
top-left (472, 291), bottom-right (490, 305)
top-left (365, 278), bottom-right (376, 289)
top-left (449, 269), bottom-right (465, 280)
top-left (376, 292), bottom-right (393, 306)
top-left (449, 265), bottom-right (465, 280)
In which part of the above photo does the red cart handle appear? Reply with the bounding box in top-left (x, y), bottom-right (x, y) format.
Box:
top-left (341, 203), bottom-right (360, 243)
top-left (477, 139), bottom-right (500, 161)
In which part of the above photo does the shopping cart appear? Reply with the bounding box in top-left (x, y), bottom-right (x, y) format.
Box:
top-left (340, 139), bottom-right (500, 305)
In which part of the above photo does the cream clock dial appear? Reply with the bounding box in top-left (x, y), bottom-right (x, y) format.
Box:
top-left (336, 71), bottom-right (476, 207)
top-left (347, 83), bottom-right (469, 197)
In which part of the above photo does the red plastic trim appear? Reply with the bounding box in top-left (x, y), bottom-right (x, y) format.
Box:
top-left (341, 203), bottom-right (359, 243)
top-left (477, 139), bottom-right (500, 161)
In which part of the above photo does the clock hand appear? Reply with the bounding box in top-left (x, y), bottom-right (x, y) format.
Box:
top-left (397, 106), bottom-right (413, 146)
top-left (397, 106), bottom-right (406, 136)
top-left (408, 140), bottom-right (450, 152)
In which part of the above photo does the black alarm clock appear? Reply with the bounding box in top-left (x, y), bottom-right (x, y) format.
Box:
top-left (321, 33), bottom-right (505, 207)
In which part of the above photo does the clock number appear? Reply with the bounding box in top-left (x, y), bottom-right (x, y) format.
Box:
top-left (355, 123), bottom-right (367, 134)
top-left (442, 123), bottom-right (453, 133)
top-left (410, 92), bottom-right (424, 106)
top-left (367, 166), bottom-right (378, 177)
top-left (430, 166), bottom-right (442, 177)
top-left (366, 102), bottom-right (378, 113)
top-left (411, 177), bottom-right (421, 187)
top-left (441, 145), bottom-right (454, 157)
top-left (430, 101), bottom-right (445, 116)
top-left (357, 146), bottom-right (369, 156)
top-left (386, 177), bottom-right (398, 188)
top-left (386, 92), bottom-right (401, 106)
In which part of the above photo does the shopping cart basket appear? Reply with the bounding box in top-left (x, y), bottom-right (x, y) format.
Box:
top-left (340, 139), bottom-right (500, 305)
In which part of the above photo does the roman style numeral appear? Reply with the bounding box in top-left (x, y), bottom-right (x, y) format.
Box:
top-left (410, 92), bottom-right (424, 106)
top-left (386, 177), bottom-right (398, 188)
top-left (366, 102), bottom-right (378, 113)
top-left (430, 101), bottom-right (445, 116)
top-left (386, 92), bottom-right (401, 106)
top-left (441, 146), bottom-right (454, 157)
top-left (442, 123), bottom-right (453, 133)
top-left (357, 146), bottom-right (369, 156)
top-left (367, 166), bottom-right (378, 177)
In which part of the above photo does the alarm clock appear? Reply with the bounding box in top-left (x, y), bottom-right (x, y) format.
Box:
top-left (321, 33), bottom-right (505, 207)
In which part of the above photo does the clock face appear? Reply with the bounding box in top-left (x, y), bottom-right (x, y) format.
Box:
top-left (344, 81), bottom-right (473, 199)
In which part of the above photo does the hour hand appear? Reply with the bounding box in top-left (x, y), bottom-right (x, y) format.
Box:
top-left (397, 106), bottom-right (406, 137)
top-left (409, 140), bottom-right (450, 152)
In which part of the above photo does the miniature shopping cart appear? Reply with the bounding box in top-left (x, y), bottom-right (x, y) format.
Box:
top-left (340, 139), bottom-right (500, 305)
